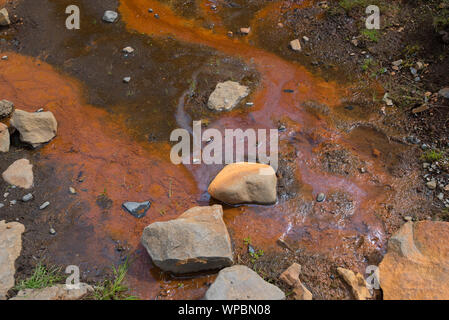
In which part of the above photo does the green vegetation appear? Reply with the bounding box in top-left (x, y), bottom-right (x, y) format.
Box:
top-left (421, 149), bottom-right (444, 162)
top-left (361, 28), bottom-right (379, 42)
top-left (15, 263), bottom-right (63, 291)
top-left (92, 258), bottom-right (138, 300)
top-left (434, 0), bottom-right (449, 31)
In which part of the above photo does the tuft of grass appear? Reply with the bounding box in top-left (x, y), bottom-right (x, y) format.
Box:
top-left (93, 258), bottom-right (138, 300)
top-left (15, 263), bottom-right (63, 291)
top-left (421, 149), bottom-right (444, 163)
top-left (361, 29), bottom-right (379, 42)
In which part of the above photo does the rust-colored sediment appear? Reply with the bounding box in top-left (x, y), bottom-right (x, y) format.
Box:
top-left (0, 0), bottom-right (423, 299)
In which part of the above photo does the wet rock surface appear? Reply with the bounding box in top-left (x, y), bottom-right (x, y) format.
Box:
top-left (122, 200), bottom-right (151, 218)
top-left (0, 220), bottom-right (25, 300)
top-left (204, 265), bottom-right (285, 300)
top-left (141, 205), bottom-right (233, 274)
top-left (379, 221), bottom-right (449, 300)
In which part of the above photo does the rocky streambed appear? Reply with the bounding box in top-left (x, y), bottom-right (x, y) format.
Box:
top-left (1, 0), bottom-right (449, 300)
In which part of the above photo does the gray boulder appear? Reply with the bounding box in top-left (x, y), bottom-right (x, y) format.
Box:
top-left (204, 265), bottom-right (285, 300)
top-left (141, 205), bottom-right (233, 274)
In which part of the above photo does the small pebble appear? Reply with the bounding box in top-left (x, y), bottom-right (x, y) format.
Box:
top-left (404, 216), bottom-right (413, 222)
top-left (36, 108), bottom-right (44, 113)
top-left (49, 228), bottom-right (56, 235)
top-left (22, 193), bottom-right (33, 202)
top-left (40, 201), bottom-right (50, 210)
top-left (246, 102), bottom-right (254, 106)
top-left (10, 200), bottom-right (17, 205)
top-left (122, 46), bottom-right (134, 54)
top-left (154, 13), bottom-right (159, 19)
top-left (1, 56), bottom-right (8, 60)
top-left (437, 193), bottom-right (444, 201)
top-left (4, 192), bottom-right (9, 198)
top-left (69, 187), bottom-right (76, 194)
top-left (148, 8), bottom-right (153, 13)
top-left (0, 203), bottom-right (4, 209)
top-left (123, 76), bottom-right (131, 83)
top-left (316, 193), bottom-right (326, 202)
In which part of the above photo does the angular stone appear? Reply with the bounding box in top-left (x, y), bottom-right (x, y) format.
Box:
top-left (0, 100), bottom-right (13, 118)
top-left (10, 283), bottom-right (93, 300)
top-left (0, 220), bottom-right (25, 300)
top-left (2, 159), bottom-right (33, 189)
top-left (122, 200), bottom-right (151, 218)
top-left (379, 221), bottom-right (449, 300)
top-left (141, 205), bottom-right (233, 274)
top-left (102, 10), bottom-right (118, 23)
top-left (208, 162), bottom-right (277, 205)
top-left (0, 123), bottom-right (9, 152)
top-left (10, 109), bottom-right (57, 147)
top-left (292, 282), bottom-right (313, 300)
top-left (337, 267), bottom-right (371, 300)
top-left (204, 265), bottom-right (285, 300)
top-left (0, 8), bottom-right (10, 26)
top-left (279, 263), bottom-right (301, 287)
top-left (207, 81), bottom-right (249, 111)
top-left (290, 39), bottom-right (302, 52)
top-left (240, 27), bottom-right (250, 34)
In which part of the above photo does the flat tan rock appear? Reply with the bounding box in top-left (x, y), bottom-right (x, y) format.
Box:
top-left (0, 220), bottom-right (25, 300)
top-left (0, 99), bottom-right (13, 118)
top-left (379, 221), bottom-right (449, 300)
top-left (290, 39), bottom-right (302, 52)
top-left (2, 158), bottom-right (34, 189)
top-left (10, 109), bottom-right (57, 147)
top-left (0, 123), bottom-right (9, 152)
top-left (207, 81), bottom-right (249, 111)
top-left (337, 267), bottom-right (371, 300)
top-left (208, 162), bottom-right (277, 205)
top-left (10, 283), bottom-right (93, 300)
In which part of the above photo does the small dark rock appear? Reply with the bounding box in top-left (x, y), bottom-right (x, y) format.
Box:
top-left (122, 200), bottom-right (151, 218)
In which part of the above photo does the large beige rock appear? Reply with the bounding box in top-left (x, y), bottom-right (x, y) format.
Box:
top-left (0, 221), bottom-right (25, 300)
top-left (207, 81), bottom-right (249, 111)
top-left (10, 109), bottom-right (57, 147)
top-left (379, 221), bottom-right (449, 300)
top-left (0, 100), bottom-right (13, 118)
top-left (10, 283), bottom-right (93, 300)
top-left (204, 265), bottom-right (285, 300)
top-left (141, 205), bottom-right (233, 274)
top-left (0, 123), bottom-right (9, 152)
top-left (337, 267), bottom-right (371, 300)
top-left (0, 8), bottom-right (10, 26)
top-left (2, 159), bottom-right (34, 189)
top-left (208, 162), bottom-right (277, 205)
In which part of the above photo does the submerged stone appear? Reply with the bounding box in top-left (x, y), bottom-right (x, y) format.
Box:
top-left (122, 200), bottom-right (151, 218)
